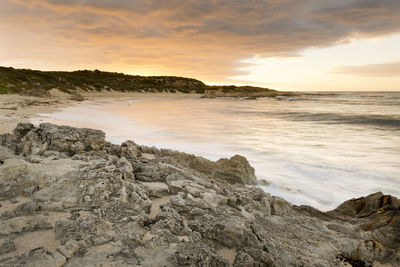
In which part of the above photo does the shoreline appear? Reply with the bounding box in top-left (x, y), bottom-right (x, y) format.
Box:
top-left (0, 92), bottom-right (74, 135)
top-left (0, 89), bottom-right (288, 134)
top-left (0, 91), bottom-right (203, 135)
top-left (0, 122), bottom-right (398, 265)
top-left (3, 91), bottom-right (399, 211)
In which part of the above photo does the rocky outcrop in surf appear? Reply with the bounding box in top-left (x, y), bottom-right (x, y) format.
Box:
top-left (0, 123), bottom-right (399, 266)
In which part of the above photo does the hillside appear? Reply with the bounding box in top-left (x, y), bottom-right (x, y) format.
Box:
top-left (0, 67), bottom-right (282, 97)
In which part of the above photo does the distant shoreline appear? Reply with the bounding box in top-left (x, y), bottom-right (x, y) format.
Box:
top-left (0, 66), bottom-right (295, 98)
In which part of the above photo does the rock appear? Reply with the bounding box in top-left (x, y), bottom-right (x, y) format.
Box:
top-left (68, 94), bottom-right (85, 102)
top-left (168, 180), bottom-right (186, 195)
top-left (13, 122), bottom-right (35, 141)
top-left (20, 123), bottom-right (106, 156)
top-left (0, 216), bottom-right (51, 235)
top-left (120, 140), bottom-right (141, 159)
top-left (0, 238), bottom-right (16, 255)
top-left (201, 191), bottom-right (228, 209)
top-left (26, 88), bottom-right (51, 97)
top-left (271, 196), bottom-right (293, 215)
top-left (258, 179), bottom-right (271, 186)
top-left (185, 193), bottom-right (210, 209)
top-left (214, 155), bottom-right (258, 185)
top-left (212, 216), bottom-right (258, 248)
top-left (142, 182), bottom-right (169, 197)
top-left (57, 239), bottom-right (85, 259)
top-left (170, 193), bottom-right (186, 207)
top-left (0, 123), bottom-right (398, 266)
top-left (0, 247), bottom-right (66, 267)
top-left (0, 146), bottom-right (16, 163)
top-left (333, 192), bottom-right (400, 218)
top-left (159, 150), bottom-right (258, 185)
top-left (117, 157), bottom-right (135, 180)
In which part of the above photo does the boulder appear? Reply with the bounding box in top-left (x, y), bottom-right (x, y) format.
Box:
top-left (212, 216), bottom-right (258, 248)
top-left (333, 192), bottom-right (400, 218)
top-left (214, 155), bottom-right (258, 185)
top-left (21, 123), bottom-right (106, 156)
top-left (120, 140), bottom-right (141, 159)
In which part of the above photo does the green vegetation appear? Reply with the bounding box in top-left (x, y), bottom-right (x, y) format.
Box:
top-left (0, 66), bottom-right (277, 96)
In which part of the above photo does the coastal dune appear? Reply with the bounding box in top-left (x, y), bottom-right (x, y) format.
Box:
top-left (0, 123), bottom-right (399, 266)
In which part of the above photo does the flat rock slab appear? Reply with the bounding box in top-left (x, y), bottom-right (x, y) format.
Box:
top-left (142, 182), bottom-right (170, 197)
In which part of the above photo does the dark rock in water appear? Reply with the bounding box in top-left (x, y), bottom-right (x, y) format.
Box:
top-left (333, 191), bottom-right (400, 218)
top-left (0, 123), bottom-right (399, 266)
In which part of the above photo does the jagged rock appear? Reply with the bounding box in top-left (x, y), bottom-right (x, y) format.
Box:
top-left (211, 216), bottom-right (258, 248)
top-left (0, 123), bottom-right (398, 266)
top-left (333, 191), bottom-right (400, 217)
top-left (161, 150), bottom-right (258, 185)
top-left (0, 215), bottom-right (51, 235)
top-left (120, 140), bottom-right (141, 159)
top-left (271, 196), bottom-right (293, 215)
top-left (214, 155), bottom-right (258, 185)
top-left (21, 123), bottom-right (106, 156)
top-left (56, 239), bottom-right (85, 259)
top-left (13, 122), bottom-right (35, 141)
top-left (0, 247), bottom-right (66, 267)
top-left (0, 201), bottom-right (41, 220)
top-left (117, 157), bottom-right (135, 180)
top-left (142, 182), bottom-right (169, 197)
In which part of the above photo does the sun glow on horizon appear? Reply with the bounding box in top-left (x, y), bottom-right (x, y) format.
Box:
top-left (1, 0), bottom-right (400, 91)
top-left (227, 34), bottom-right (400, 91)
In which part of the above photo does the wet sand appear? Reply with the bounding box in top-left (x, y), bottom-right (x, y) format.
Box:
top-left (0, 90), bottom-right (198, 134)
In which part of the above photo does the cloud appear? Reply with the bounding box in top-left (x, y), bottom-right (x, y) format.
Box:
top-left (1, 0), bottom-right (400, 82)
top-left (331, 61), bottom-right (400, 77)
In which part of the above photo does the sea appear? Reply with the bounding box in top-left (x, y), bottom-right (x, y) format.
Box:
top-left (31, 92), bottom-right (400, 211)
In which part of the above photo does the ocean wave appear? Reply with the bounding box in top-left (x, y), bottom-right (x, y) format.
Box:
top-left (274, 112), bottom-right (400, 129)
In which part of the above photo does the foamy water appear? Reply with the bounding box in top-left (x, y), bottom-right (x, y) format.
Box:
top-left (31, 92), bottom-right (400, 210)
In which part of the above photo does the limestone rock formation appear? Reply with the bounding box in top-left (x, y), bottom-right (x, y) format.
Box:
top-left (0, 123), bottom-right (398, 266)
top-left (214, 155), bottom-right (257, 185)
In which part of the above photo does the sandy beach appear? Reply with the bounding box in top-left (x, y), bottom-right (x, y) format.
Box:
top-left (0, 95), bottom-right (68, 134)
top-left (0, 90), bottom-right (200, 135)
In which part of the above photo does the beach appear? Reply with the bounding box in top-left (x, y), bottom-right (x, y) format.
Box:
top-left (23, 91), bottom-right (400, 211)
top-left (1, 91), bottom-right (400, 265)
top-left (0, 90), bottom-right (200, 135)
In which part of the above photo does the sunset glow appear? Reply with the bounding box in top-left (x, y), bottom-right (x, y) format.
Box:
top-left (1, 0), bottom-right (400, 90)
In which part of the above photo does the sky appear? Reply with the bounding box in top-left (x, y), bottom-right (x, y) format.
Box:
top-left (1, 0), bottom-right (400, 91)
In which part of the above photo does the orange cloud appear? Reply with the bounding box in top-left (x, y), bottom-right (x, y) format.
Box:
top-left (1, 0), bottom-right (400, 83)
top-left (332, 61), bottom-right (400, 77)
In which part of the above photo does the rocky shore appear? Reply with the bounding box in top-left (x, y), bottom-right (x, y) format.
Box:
top-left (0, 123), bottom-right (399, 266)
